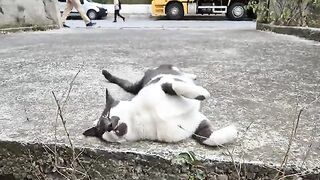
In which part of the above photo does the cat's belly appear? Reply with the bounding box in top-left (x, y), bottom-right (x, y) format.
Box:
top-left (155, 111), bottom-right (204, 142)
top-left (131, 85), bottom-right (204, 142)
top-left (131, 108), bottom-right (204, 142)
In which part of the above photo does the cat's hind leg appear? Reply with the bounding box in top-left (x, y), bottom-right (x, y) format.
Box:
top-left (192, 120), bottom-right (237, 146)
top-left (161, 81), bottom-right (210, 100)
top-left (102, 70), bottom-right (143, 95)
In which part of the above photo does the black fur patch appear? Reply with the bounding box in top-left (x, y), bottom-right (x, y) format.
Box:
top-left (83, 127), bottom-right (98, 137)
top-left (102, 69), bottom-right (142, 95)
top-left (115, 123), bottom-right (127, 136)
top-left (106, 116), bottom-right (120, 132)
top-left (173, 78), bottom-right (184, 82)
top-left (193, 120), bottom-right (212, 143)
top-left (149, 77), bottom-right (162, 85)
top-left (84, 89), bottom-right (120, 138)
top-left (195, 95), bottom-right (205, 101)
top-left (102, 65), bottom-right (181, 95)
top-left (83, 117), bottom-right (108, 137)
top-left (161, 83), bottom-right (177, 95)
top-left (105, 88), bottom-right (119, 110)
top-left (112, 100), bottom-right (120, 107)
top-left (142, 64), bottom-right (181, 86)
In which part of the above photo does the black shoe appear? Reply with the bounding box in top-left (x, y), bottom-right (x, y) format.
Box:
top-left (123, 17), bottom-right (125, 22)
top-left (86, 22), bottom-right (96, 27)
top-left (113, 20), bottom-right (117, 23)
top-left (63, 23), bottom-right (70, 28)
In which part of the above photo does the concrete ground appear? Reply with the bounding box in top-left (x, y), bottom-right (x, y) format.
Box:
top-left (0, 19), bottom-right (320, 178)
top-left (64, 16), bottom-right (256, 30)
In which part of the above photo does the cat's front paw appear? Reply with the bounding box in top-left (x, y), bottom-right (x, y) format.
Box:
top-left (102, 70), bottom-right (113, 80)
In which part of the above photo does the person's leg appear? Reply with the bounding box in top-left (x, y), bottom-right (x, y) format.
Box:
top-left (114, 10), bottom-right (119, 22)
top-left (61, 0), bottom-right (74, 24)
top-left (118, 10), bottom-right (125, 21)
top-left (72, 0), bottom-right (91, 24)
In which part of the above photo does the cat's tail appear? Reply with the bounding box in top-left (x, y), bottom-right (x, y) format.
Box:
top-left (193, 121), bottom-right (237, 146)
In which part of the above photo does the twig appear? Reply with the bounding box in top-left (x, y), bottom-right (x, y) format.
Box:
top-left (274, 107), bottom-right (303, 179)
top-left (41, 142), bottom-right (55, 155)
top-left (74, 148), bottom-right (91, 180)
top-left (61, 70), bottom-right (81, 110)
top-left (51, 70), bottom-right (82, 179)
top-left (52, 91), bottom-right (74, 150)
top-left (300, 123), bottom-right (317, 167)
top-left (52, 70), bottom-right (90, 179)
top-left (52, 91), bottom-right (77, 178)
top-left (38, 141), bottom-right (70, 179)
top-left (56, 166), bottom-right (88, 177)
top-left (225, 148), bottom-right (241, 180)
top-left (278, 168), bottom-right (315, 180)
top-left (274, 93), bottom-right (320, 179)
top-left (54, 167), bottom-right (71, 180)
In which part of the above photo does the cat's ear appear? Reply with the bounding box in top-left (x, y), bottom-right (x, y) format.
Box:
top-left (105, 88), bottom-right (116, 108)
top-left (83, 127), bottom-right (98, 137)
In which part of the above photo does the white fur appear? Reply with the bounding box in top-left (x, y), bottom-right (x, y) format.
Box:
top-left (202, 125), bottom-right (237, 146)
top-left (100, 73), bottom-right (237, 146)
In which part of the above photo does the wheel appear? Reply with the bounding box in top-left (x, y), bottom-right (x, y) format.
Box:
top-left (87, 9), bottom-right (98, 20)
top-left (166, 2), bottom-right (184, 20)
top-left (227, 3), bottom-right (246, 21)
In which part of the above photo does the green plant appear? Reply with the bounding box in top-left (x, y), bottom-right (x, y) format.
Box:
top-left (247, 0), bottom-right (271, 23)
top-left (253, 0), bottom-right (320, 27)
top-left (172, 152), bottom-right (208, 180)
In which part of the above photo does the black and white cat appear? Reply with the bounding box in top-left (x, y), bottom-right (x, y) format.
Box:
top-left (83, 65), bottom-right (237, 146)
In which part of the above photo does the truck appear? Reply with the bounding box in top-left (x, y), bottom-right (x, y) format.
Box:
top-left (151, 0), bottom-right (254, 20)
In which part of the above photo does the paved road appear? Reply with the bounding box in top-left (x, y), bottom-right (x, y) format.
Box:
top-left (64, 17), bottom-right (256, 30)
top-left (0, 19), bottom-right (319, 176)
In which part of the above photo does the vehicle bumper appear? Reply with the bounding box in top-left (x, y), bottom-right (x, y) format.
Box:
top-left (98, 8), bottom-right (108, 18)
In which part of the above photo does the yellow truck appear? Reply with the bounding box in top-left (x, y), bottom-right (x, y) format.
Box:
top-left (151, 0), bottom-right (253, 20)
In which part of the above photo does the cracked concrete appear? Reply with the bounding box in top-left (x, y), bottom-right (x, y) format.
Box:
top-left (0, 23), bottom-right (319, 179)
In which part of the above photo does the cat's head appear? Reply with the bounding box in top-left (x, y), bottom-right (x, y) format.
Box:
top-left (83, 88), bottom-right (127, 142)
top-left (151, 64), bottom-right (197, 80)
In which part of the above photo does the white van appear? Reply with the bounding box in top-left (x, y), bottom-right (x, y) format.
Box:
top-left (58, 0), bottom-right (108, 20)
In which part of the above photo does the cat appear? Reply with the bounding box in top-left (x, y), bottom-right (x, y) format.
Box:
top-left (83, 64), bottom-right (237, 146)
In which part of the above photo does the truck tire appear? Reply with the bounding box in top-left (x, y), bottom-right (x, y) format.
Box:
top-left (166, 2), bottom-right (184, 20)
top-left (227, 3), bottom-right (246, 21)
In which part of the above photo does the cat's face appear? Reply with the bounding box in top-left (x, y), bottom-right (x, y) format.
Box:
top-left (83, 89), bottom-right (127, 142)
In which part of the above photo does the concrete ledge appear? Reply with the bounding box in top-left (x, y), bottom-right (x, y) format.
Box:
top-left (1, 140), bottom-right (319, 179)
top-left (0, 0), bottom-right (61, 30)
top-left (1, 26), bottom-right (320, 180)
top-left (257, 22), bottom-right (320, 42)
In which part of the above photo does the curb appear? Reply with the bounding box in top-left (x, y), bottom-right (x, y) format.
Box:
top-left (0, 25), bottom-right (60, 34)
top-left (256, 22), bottom-right (320, 42)
top-left (0, 140), bottom-right (319, 179)
top-left (106, 13), bottom-right (153, 19)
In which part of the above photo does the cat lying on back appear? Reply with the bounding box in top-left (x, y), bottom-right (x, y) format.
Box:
top-left (83, 64), bottom-right (237, 146)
